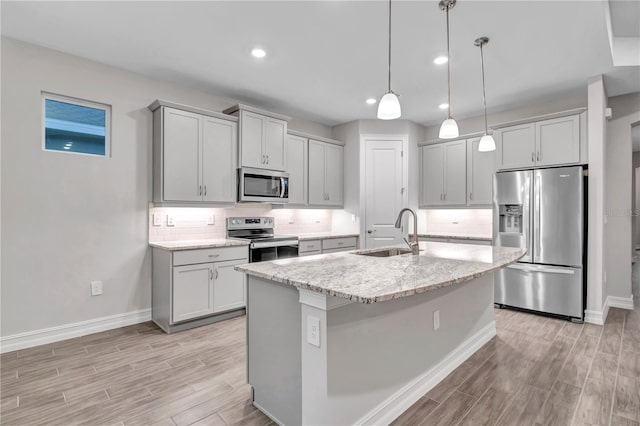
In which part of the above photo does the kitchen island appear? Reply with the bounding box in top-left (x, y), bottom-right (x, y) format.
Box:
top-left (236, 242), bottom-right (526, 426)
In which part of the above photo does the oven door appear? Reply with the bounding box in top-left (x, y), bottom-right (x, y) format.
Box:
top-left (239, 168), bottom-right (289, 203)
top-left (250, 246), bottom-right (278, 263)
top-left (276, 245), bottom-right (299, 259)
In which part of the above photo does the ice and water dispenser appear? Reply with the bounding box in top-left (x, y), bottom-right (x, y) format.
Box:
top-left (498, 205), bottom-right (523, 234)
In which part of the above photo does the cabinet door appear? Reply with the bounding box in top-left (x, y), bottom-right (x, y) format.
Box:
top-left (264, 118), bottom-right (286, 171)
top-left (535, 115), bottom-right (580, 167)
top-left (467, 138), bottom-right (494, 205)
top-left (240, 111), bottom-right (265, 169)
top-left (201, 117), bottom-right (237, 203)
top-left (172, 264), bottom-right (214, 323)
top-left (497, 123), bottom-right (535, 170)
top-left (324, 144), bottom-right (344, 206)
top-left (163, 108), bottom-right (201, 201)
top-left (285, 135), bottom-right (307, 204)
top-left (444, 140), bottom-right (467, 204)
top-left (421, 145), bottom-right (445, 206)
top-left (308, 140), bottom-right (326, 205)
top-left (213, 259), bottom-right (247, 313)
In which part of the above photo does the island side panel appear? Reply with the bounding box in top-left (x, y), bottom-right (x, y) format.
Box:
top-left (301, 273), bottom-right (495, 426)
top-left (246, 276), bottom-right (302, 425)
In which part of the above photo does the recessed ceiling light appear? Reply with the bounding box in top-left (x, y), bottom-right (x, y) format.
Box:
top-left (251, 48), bottom-right (266, 58)
top-left (439, 103), bottom-right (449, 110)
top-left (366, 98), bottom-right (377, 105)
top-left (434, 56), bottom-right (448, 65)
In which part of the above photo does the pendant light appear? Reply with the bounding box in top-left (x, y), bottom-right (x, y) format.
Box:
top-left (377, 0), bottom-right (401, 120)
top-left (438, 0), bottom-right (459, 139)
top-left (475, 36), bottom-right (496, 152)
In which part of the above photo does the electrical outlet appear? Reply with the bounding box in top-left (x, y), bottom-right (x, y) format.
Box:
top-left (152, 213), bottom-right (163, 227)
top-left (433, 310), bottom-right (440, 330)
top-left (351, 214), bottom-right (356, 222)
top-left (288, 216), bottom-right (294, 224)
top-left (208, 214), bottom-right (215, 225)
top-left (167, 215), bottom-right (175, 227)
top-left (307, 316), bottom-right (320, 347)
top-left (91, 281), bottom-right (103, 296)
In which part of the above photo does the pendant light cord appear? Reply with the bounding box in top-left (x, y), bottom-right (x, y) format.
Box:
top-left (480, 42), bottom-right (488, 134)
top-left (446, 5), bottom-right (451, 119)
top-left (387, 0), bottom-right (392, 93)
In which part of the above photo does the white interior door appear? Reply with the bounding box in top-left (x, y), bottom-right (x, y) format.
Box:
top-left (364, 139), bottom-right (404, 248)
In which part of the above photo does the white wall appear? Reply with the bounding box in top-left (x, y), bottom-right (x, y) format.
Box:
top-left (605, 92), bottom-right (640, 302)
top-left (586, 76), bottom-right (607, 321)
top-left (634, 152), bottom-right (640, 251)
top-left (0, 37), bottom-right (332, 337)
top-left (423, 92), bottom-right (587, 141)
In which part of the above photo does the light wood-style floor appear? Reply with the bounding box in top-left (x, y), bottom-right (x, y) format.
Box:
top-left (1, 263), bottom-right (638, 425)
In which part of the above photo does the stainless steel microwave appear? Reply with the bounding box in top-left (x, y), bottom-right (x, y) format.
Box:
top-left (238, 167), bottom-right (289, 203)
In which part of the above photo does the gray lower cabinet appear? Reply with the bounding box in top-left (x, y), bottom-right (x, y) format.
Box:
top-left (152, 245), bottom-right (249, 333)
top-left (299, 237), bottom-right (358, 256)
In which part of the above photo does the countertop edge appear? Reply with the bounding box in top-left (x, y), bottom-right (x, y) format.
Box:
top-left (419, 234), bottom-right (493, 241)
top-left (149, 240), bottom-right (250, 251)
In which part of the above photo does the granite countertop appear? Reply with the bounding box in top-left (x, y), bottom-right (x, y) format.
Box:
top-left (236, 241), bottom-right (526, 304)
top-left (419, 234), bottom-right (493, 241)
top-left (149, 239), bottom-right (249, 251)
top-left (298, 232), bottom-right (359, 241)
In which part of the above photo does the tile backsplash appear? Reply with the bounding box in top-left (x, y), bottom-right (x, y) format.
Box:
top-left (422, 209), bottom-right (493, 237)
top-left (148, 204), bottom-right (334, 242)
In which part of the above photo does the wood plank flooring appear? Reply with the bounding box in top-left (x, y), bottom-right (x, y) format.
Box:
top-left (1, 262), bottom-right (638, 425)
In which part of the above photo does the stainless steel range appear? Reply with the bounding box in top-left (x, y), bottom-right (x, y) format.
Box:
top-left (226, 217), bottom-right (298, 262)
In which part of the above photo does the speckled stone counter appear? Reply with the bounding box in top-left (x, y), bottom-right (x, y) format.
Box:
top-left (419, 233), bottom-right (492, 242)
top-left (236, 241), bottom-right (525, 303)
top-left (297, 232), bottom-right (359, 241)
top-left (149, 239), bottom-right (249, 251)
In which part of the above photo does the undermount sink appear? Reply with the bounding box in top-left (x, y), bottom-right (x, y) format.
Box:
top-left (356, 248), bottom-right (414, 257)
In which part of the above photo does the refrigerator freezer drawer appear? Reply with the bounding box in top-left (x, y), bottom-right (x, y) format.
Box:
top-left (495, 264), bottom-right (583, 319)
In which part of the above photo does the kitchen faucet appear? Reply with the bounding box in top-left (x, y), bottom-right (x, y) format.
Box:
top-left (394, 208), bottom-right (419, 255)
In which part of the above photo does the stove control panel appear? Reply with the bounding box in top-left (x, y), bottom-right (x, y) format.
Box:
top-left (227, 217), bottom-right (274, 230)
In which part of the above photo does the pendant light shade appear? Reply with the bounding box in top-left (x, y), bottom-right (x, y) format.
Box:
top-left (475, 36), bottom-right (496, 152)
top-left (439, 118), bottom-right (459, 139)
top-left (378, 92), bottom-right (401, 120)
top-left (377, 0), bottom-right (401, 120)
top-left (438, 0), bottom-right (458, 139)
top-left (478, 134), bottom-right (496, 152)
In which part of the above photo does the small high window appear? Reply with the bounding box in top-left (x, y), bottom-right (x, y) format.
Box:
top-left (42, 93), bottom-right (111, 156)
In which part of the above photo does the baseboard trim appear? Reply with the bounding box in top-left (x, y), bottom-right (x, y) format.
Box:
top-left (584, 308), bottom-right (606, 325)
top-left (355, 321), bottom-right (497, 426)
top-left (0, 309), bottom-right (151, 353)
top-left (607, 295), bottom-right (634, 310)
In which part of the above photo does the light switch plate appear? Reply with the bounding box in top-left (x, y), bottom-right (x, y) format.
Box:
top-left (152, 213), bottom-right (163, 227)
top-left (167, 215), bottom-right (175, 227)
top-left (307, 316), bottom-right (320, 347)
top-left (433, 310), bottom-right (440, 330)
top-left (91, 281), bottom-right (103, 296)
top-left (208, 214), bottom-right (215, 225)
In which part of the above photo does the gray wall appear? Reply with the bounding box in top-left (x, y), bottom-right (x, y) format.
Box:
top-left (634, 151), bottom-right (640, 252)
top-left (1, 37), bottom-right (332, 336)
top-left (605, 92), bottom-right (640, 301)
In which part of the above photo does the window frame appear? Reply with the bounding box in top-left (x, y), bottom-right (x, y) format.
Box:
top-left (41, 92), bottom-right (112, 158)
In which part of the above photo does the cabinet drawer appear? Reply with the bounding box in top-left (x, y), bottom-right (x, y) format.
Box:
top-left (173, 246), bottom-right (248, 266)
top-left (299, 250), bottom-right (322, 257)
top-left (299, 240), bottom-right (322, 253)
top-left (322, 237), bottom-right (357, 251)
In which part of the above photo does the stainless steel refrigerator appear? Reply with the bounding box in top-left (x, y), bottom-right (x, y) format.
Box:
top-left (493, 166), bottom-right (586, 322)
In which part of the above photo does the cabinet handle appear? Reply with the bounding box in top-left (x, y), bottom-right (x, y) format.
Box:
top-left (208, 254), bottom-right (220, 258)
top-left (531, 152), bottom-right (535, 163)
top-left (470, 192), bottom-right (473, 201)
top-left (266, 155), bottom-right (269, 164)
top-left (537, 152), bottom-right (540, 161)
top-left (204, 186), bottom-right (207, 196)
top-left (209, 269), bottom-right (213, 280)
top-left (199, 185), bottom-right (202, 196)
top-left (215, 269), bottom-right (218, 279)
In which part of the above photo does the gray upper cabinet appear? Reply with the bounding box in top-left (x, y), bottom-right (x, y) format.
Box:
top-left (467, 138), bottom-right (495, 206)
top-left (150, 102), bottom-right (237, 204)
top-left (308, 139), bottom-right (344, 207)
top-left (223, 105), bottom-right (290, 171)
top-left (495, 113), bottom-right (584, 171)
top-left (285, 134), bottom-right (308, 205)
top-left (420, 140), bottom-right (466, 207)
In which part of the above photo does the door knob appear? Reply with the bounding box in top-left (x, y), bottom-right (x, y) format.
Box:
top-left (367, 230), bottom-right (373, 234)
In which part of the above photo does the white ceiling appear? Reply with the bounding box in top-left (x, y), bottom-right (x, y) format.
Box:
top-left (2, 1), bottom-right (638, 126)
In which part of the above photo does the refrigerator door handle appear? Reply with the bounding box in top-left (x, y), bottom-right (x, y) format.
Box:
top-left (534, 173), bottom-right (541, 263)
top-left (507, 264), bottom-right (576, 275)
